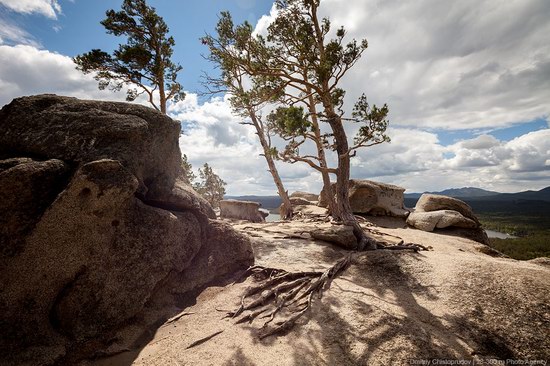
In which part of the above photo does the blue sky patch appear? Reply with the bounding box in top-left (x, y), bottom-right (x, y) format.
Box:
top-left (434, 117), bottom-right (548, 146)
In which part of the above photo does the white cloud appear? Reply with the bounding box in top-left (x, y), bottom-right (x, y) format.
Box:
top-left (172, 93), bottom-right (320, 195)
top-left (318, 0), bottom-right (550, 130)
top-left (0, 17), bottom-right (40, 46)
top-left (252, 4), bottom-right (277, 37)
top-left (506, 130), bottom-right (550, 172)
top-left (360, 129), bottom-right (550, 193)
top-left (0, 0), bottom-right (61, 19)
top-left (0, 45), bottom-right (129, 107)
top-left (460, 135), bottom-right (500, 150)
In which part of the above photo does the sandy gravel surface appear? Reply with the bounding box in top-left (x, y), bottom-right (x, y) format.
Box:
top-left (88, 218), bottom-right (550, 366)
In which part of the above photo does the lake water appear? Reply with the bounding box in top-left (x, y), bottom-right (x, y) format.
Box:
top-left (484, 229), bottom-right (517, 239)
top-left (265, 213), bottom-right (281, 222)
top-left (265, 213), bottom-right (516, 239)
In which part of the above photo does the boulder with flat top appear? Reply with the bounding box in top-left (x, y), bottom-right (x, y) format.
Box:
top-left (220, 199), bottom-right (267, 222)
top-left (319, 179), bottom-right (409, 217)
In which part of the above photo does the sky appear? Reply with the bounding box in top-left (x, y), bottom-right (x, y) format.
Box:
top-left (0, 0), bottom-right (549, 195)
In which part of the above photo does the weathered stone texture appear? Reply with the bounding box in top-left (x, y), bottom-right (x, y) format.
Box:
top-left (0, 95), bottom-right (253, 365)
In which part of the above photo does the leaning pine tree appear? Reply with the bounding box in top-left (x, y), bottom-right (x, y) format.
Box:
top-left (74, 0), bottom-right (184, 114)
top-left (202, 13), bottom-right (294, 219)
top-left (213, 0), bottom-right (428, 339)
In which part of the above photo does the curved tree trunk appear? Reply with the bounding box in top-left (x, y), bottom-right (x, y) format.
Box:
top-left (308, 3), bottom-right (377, 250)
top-left (323, 108), bottom-right (377, 251)
top-left (249, 110), bottom-right (293, 220)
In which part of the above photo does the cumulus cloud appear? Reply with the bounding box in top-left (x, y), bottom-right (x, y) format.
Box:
top-left (318, 0), bottom-right (550, 130)
top-left (460, 135), bottom-right (500, 150)
top-left (506, 130), bottom-right (550, 172)
top-left (170, 94), bottom-right (252, 146)
top-left (172, 93), bottom-right (321, 195)
top-left (0, 45), bottom-right (130, 106)
top-left (0, 0), bottom-right (61, 19)
top-left (360, 128), bottom-right (550, 192)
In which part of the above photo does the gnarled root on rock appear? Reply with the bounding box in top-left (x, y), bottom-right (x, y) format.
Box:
top-left (228, 238), bottom-right (429, 339)
top-left (227, 254), bottom-right (352, 339)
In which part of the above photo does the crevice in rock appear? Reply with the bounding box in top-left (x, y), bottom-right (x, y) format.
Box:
top-left (134, 194), bottom-right (210, 228)
top-left (0, 157), bottom-right (75, 258)
top-left (49, 265), bottom-right (88, 337)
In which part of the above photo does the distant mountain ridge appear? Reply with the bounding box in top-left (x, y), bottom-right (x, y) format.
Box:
top-left (225, 195), bottom-right (282, 209)
top-left (226, 186), bottom-right (550, 210)
top-left (404, 186), bottom-right (550, 202)
top-left (404, 187), bottom-right (500, 199)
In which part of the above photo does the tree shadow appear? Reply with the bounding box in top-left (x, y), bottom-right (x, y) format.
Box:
top-left (237, 250), bottom-right (521, 364)
top-left (360, 215), bottom-right (408, 229)
top-left (222, 347), bottom-right (257, 366)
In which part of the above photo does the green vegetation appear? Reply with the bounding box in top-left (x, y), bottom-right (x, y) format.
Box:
top-left (181, 158), bottom-right (226, 208)
top-left (488, 235), bottom-right (550, 261)
top-left (193, 163), bottom-right (227, 209)
top-left (478, 213), bottom-right (550, 260)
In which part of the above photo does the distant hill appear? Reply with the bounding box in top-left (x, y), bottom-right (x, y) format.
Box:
top-left (227, 186), bottom-right (550, 213)
top-left (438, 187), bottom-right (500, 197)
top-left (225, 195), bottom-right (282, 209)
top-left (486, 186), bottom-right (550, 202)
top-left (405, 186), bottom-right (550, 202)
top-left (404, 186), bottom-right (550, 215)
top-left (404, 187), bottom-right (499, 199)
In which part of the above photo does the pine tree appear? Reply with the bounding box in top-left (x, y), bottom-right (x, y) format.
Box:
top-left (194, 163), bottom-right (226, 208)
top-left (202, 13), bottom-right (294, 219)
top-left (74, 0), bottom-right (184, 113)
top-left (181, 154), bottom-right (196, 185)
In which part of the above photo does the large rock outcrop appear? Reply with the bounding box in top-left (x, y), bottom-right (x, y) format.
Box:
top-left (220, 199), bottom-right (267, 222)
top-left (290, 191), bottom-right (318, 203)
top-left (407, 194), bottom-right (488, 244)
top-left (0, 95), bottom-right (253, 365)
top-left (319, 179), bottom-right (409, 217)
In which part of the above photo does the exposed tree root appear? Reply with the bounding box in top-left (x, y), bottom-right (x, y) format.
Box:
top-left (230, 236), bottom-right (430, 339)
top-left (162, 311), bottom-right (195, 326)
top-left (376, 241), bottom-right (431, 252)
top-left (227, 253), bottom-right (351, 338)
top-left (186, 330), bottom-right (224, 349)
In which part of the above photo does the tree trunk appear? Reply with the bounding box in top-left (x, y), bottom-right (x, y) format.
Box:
top-left (323, 108), bottom-right (377, 251)
top-left (249, 110), bottom-right (293, 220)
top-left (159, 79), bottom-right (166, 114)
top-left (306, 90), bottom-right (336, 214)
top-left (309, 3), bottom-right (376, 250)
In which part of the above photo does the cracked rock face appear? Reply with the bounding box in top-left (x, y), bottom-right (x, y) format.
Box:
top-left (0, 95), bottom-right (253, 365)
